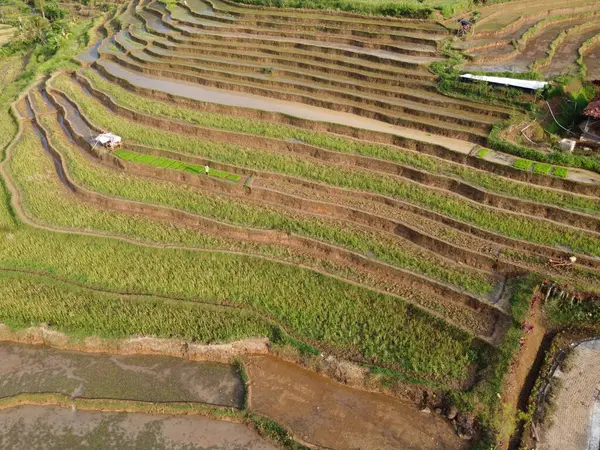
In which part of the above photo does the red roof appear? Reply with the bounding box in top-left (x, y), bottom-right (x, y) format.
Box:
top-left (584, 92), bottom-right (600, 118)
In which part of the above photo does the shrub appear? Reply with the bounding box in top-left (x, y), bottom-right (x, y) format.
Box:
top-left (532, 163), bottom-right (552, 175)
top-left (552, 166), bottom-right (568, 178)
top-left (513, 159), bottom-right (532, 171)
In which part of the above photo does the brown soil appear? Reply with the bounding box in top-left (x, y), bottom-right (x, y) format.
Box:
top-left (546, 26), bottom-right (600, 75)
top-left (584, 43), bottom-right (600, 80)
top-left (246, 355), bottom-right (468, 450)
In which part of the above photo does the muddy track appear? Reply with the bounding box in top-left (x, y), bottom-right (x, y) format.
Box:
top-left (88, 62), bottom-right (600, 197)
top-left (35, 86), bottom-right (509, 343)
top-left (74, 72), bottom-right (600, 240)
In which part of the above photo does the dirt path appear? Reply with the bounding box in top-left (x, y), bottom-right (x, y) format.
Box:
top-left (0, 405), bottom-right (277, 450)
top-left (538, 339), bottom-right (600, 450)
top-left (245, 355), bottom-right (467, 450)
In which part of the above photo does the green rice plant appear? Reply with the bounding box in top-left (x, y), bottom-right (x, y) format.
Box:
top-left (552, 166), bottom-right (569, 178)
top-left (54, 75), bottom-right (600, 257)
top-left (0, 270), bottom-right (275, 344)
top-left (0, 225), bottom-right (480, 383)
top-left (115, 148), bottom-right (241, 181)
top-left (532, 163), bottom-right (552, 175)
top-left (36, 112), bottom-right (493, 296)
top-left (83, 70), bottom-right (600, 217)
top-left (513, 159), bottom-right (533, 171)
top-left (12, 118), bottom-right (494, 341)
top-left (476, 148), bottom-right (491, 158)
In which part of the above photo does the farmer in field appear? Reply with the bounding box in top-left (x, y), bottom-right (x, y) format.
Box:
top-left (205, 165), bottom-right (210, 175)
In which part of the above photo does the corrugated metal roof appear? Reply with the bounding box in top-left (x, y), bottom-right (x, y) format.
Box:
top-left (460, 74), bottom-right (549, 90)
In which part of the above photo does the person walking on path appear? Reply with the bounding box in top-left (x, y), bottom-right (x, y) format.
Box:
top-left (205, 165), bottom-right (210, 175)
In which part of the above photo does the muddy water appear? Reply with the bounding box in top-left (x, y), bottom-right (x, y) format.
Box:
top-left (53, 93), bottom-right (97, 142)
top-left (0, 406), bottom-right (276, 449)
top-left (0, 342), bottom-right (244, 407)
top-left (98, 60), bottom-right (475, 154)
top-left (246, 355), bottom-right (467, 449)
top-left (139, 10), bottom-right (172, 33)
top-left (78, 39), bottom-right (103, 63)
top-left (170, 26), bottom-right (439, 63)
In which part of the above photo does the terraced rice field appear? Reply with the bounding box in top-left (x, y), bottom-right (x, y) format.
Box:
top-left (2, 0), bottom-right (600, 447)
top-left (458, 0), bottom-right (600, 78)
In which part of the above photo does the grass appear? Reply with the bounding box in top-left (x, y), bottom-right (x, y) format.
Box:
top-left (513, 159), bottom-right (532, 171)
top-left (532, 162), bottom-right (552, 175)
top-left (552, 166), bottom-right (568, 178)
top-left (55, 75), bottom-right (600, 257)
top-left (113, 149), bottom-right (241, 181)
top-left (82, 69), bottom-right (600, 219)
top-left (461, 275), bottom-right (540, 440)
top-left (544, 287), bottom-right (600, 329)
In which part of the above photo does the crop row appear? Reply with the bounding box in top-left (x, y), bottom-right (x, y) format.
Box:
top-left (53, 74), bottom-right (600, 258)
top-left (0, 178), bottom-right (480, 384)
top-left (21, 92), bottom-right (500, 340)
top-left (84, 68), bottom-right (600, 204)
top-left (39, 97), bottom-right (497, 298)
top-left (114, 149), bottom-right (241, 181)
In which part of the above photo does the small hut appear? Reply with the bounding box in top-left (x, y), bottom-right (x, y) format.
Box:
top-left (94, 133), bottom-right (122, 149)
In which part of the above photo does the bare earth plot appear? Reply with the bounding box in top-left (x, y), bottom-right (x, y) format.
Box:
top-left (539, 339), bottom-right (600, 450)
top-left (246, 355), bottom-right (467, 450)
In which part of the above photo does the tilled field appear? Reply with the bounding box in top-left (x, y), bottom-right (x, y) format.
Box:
top-left (457, 0), bottom-right (600, 77)
top-left (4, 0), bottom-right (600, 447)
